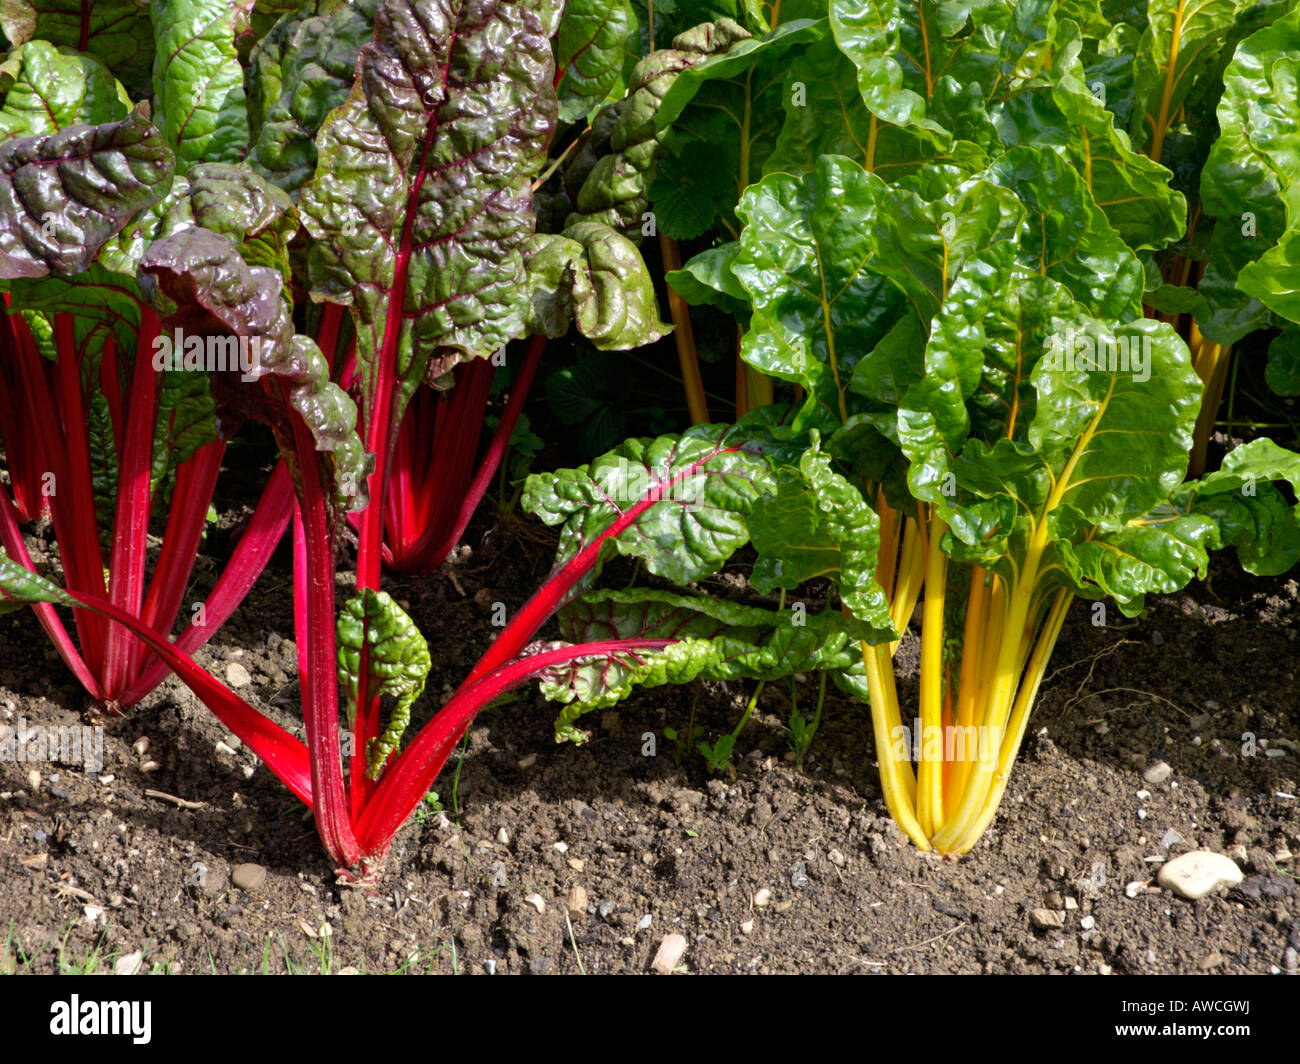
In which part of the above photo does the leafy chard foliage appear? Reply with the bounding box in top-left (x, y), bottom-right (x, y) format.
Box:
top-left (0, 0), bottom-right (716, 878)
top-left (638, 0), bottom-right (1300, 853)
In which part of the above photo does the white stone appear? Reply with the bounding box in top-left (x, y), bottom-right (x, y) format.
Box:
top-left (1143, 761), bottom-right (1172, 785)
top-left (1156, 851), bottom-right (1243, 900)
top-left (650, 934), bottom-right (687, 975)
top-left (114, 950), bottom-right (143, 976)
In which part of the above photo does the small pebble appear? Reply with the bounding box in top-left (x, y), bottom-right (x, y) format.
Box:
top-left (567, 858), bottom-right (585, 872)
top-left (524, 893), bottom-right (545, 915)
top-left (753, 888), bottom-right (772, 908)
top-left (1157, 851), bottom-right (1244, 900)
top-left (516, 754), bottom-right (537, 770)
top-left (650, 933), bottom-right (687, 975)
top-left (496, 827), bottom-right (509, 845)
top-left (790, 861), bottom-right (808, 889)
top-left (132, 737), bottom-right (150, 757)
top-left (1125, 880), bottom-right (1147, 899)
top-left (1150, 630), bottom-right (1164, 646)
top-left (114, 951), bottom-right (143, 976)
top-left (1080, 916), bottom-right (1095, 930)
top-left (1030, 908), bottom-right (1064, 930)
top-left (1143, 761), bottom-right (1172, 785)
top-left (226, 662), bottom-right (252, 688)
top-left (598, 900), bottom-right (615, 919)
top-left (566, 885), bottom-right (587, 920)
top-left (827, 848), bottom-right (845, 867)
top-left (637, 913), bottom-right (653, 932)
top-left (740, 920), bottom-right (754, 935)
top-left (552, 841), bottom-right (568, 853)
top-left (484, 959), bottom-right (496, 975)
top-left (231, 863), bottom-right (267, 891)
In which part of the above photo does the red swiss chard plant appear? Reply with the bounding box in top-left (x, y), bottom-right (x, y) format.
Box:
top-left (0, 0), bottom-right (724, 880)
top-left (0, 111), bottom-right (295, 712)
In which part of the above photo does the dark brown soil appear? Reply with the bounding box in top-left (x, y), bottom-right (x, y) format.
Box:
top-left (1, 503), bottom-right (1297, 975)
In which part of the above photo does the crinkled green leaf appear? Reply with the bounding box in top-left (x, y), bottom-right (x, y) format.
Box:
top-left (0, 0), bottom-right (154, 97)
top-left (0, 109), bottom-right (174, 279)
top-left (749, 435), bottom-right (896, 640)
top-left (246, 0), bottom-right (381, 195)
top-left (1177, 437), bottom-right (1300, 575)
top-left (766, 33), bottom-right (986, 180)
top-left (0, 41), bottom-right (131, 141)
top-left (1199, 5), bottom-right (1300, 342)
top-left (300, 0), bottom-right (563, 412)
top-left (523, 423), bottom-right (773, 589)
top-left (994, 21), bottom-right (1185, 252)
top-left (557, 0), bottom-right (633, 122)
top-left (522, 221), bottom-right (670, 348)
top-left (151, 0), bottom-right (248, 167)
top-left (1129, 0), bottom-right (1255, 160)
top-left (987, 144), bottom-right (1144, 319)
top-left (652, 18), bottom-right (825, 233)
top-left (538, 586), bottom-right (860, 732)
top-left (828, 0), bottom-right (954, 143)
top-left (337, 588), bottom-right (431, 778)
top-left (150, 368), bottom-right (217, 505)
top-left (731, 155), bottom-right (905, 434)
top-left (88, 388), bottom-right (118, 528)
top-left (558, 19), bottom-right (749, 239)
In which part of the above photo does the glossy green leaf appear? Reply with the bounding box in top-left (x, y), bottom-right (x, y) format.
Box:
top-left (151, 0), bottom-right (248, 167)
top-left (1199, 5), bottom-right (1300, 341)
top-left (246, 0), bottom-right (381, 195)
top-left (558, 19), bottom-right (749, 239)
top-left (0, 110), bottom-right (174, 279)
top-left (523, 221), bottom-right (670, 348)
top-left (665, 241), bottom-right (750, 319)
top-left (300, 0), bottom-right (563, 411)
top-left (337, 588), bottom-right (431, 778)
top-left (749, 436), bottom-right (896, 639)
top-left (0, 0), bottom-right (154, 96)
top-left (0, 41), bottom-right (130, 141)
top-left (731, 154), bottom-right (905, 434)
top-left (987, 144), bottom-right (1144, 319)
top-left (557, 0), bottom-right (633, 122)
top-left (523, 423), bottom-right (773, 587)
top-left (539, 587), bottom-right (860, 732)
